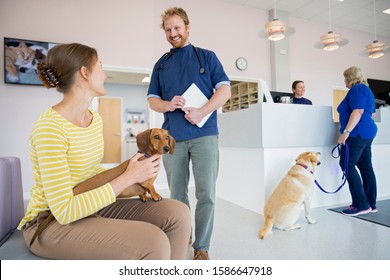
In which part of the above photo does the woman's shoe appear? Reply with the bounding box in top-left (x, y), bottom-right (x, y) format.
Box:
top-left (370, 207), bottom-right (378, 213)
top-left (342, 207), bottom-right (371, 216)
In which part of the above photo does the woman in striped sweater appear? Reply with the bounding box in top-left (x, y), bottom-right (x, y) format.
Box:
top-left (18, 43), bottom-right (191, 260)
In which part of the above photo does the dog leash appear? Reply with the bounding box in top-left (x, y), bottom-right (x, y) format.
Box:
top-left (314, 143), bottom-right (349, 194)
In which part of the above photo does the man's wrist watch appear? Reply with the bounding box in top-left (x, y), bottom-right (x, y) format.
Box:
top-left (343, 130), bottom-right (351, 134)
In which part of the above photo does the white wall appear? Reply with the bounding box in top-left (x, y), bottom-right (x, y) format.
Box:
top-left (1, 0), bottom-right (390, 194)
top-left (289, 17), bottom-right (390, 106)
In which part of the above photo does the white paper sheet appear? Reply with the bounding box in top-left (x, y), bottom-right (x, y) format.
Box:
top-left (181, 83), bottom-right (212, 128)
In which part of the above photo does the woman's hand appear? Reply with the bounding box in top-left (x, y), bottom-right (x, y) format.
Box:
top-left (109, 153), bottom-right (161, 197)
top-left (338, 132), bottom-right (349, 145)
top-left (123, 153), bottom-right (161, 184)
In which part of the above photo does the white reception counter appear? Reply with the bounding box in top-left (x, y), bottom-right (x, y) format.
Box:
top-left (217, 103), bottom-right (390, 214)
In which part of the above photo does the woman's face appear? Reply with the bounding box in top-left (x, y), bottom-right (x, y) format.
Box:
top-left (293, 82), bottom-right (305, 97)
top-left (88, 57), bottom-right (107, 96)
top-left (163, 15), bottom-right (190, 49)
top-left (344, 77), bottom-right (350, 89)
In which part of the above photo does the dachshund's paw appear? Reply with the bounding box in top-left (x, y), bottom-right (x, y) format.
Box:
top-left (139, 194), bottom-right (152, 202)
top-left (151, 194), bottom-right (163, 201)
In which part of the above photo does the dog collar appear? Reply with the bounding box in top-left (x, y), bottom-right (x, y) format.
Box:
top-left (138, 150), bottom-right (151, 158)
top-left (296, 163), bottom-right (313, 174)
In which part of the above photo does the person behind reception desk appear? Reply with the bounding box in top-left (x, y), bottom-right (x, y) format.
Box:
top-left (292, 80), bottom-right (312, 105)
top-left (337, 66), bottom-right (378, 217)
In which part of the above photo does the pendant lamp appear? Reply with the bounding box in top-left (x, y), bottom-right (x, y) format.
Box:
top-left (318, 0), bottom-right (348, 51)
top-left (321, 31), bottom-right (341, 51)
top-left (265, 19), bottom-right (286, 41)
top-left (366, 40), bottom-right (385, 59)
top-left (264, 0), bottom-right (288, 41)
top-left (365, 0), bottom-right (387, 59)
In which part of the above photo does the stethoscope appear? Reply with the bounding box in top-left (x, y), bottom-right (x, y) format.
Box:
top-left (157, 44), bottom-right (205, 75)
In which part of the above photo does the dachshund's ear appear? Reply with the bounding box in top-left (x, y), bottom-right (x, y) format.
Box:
top-left (169, 134), bottom-right (176, 154)
top-left (136, 129), bottom-right (151, 152)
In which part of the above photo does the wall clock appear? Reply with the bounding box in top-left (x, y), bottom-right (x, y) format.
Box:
top-left (235, 57), bottom-right (248, 70)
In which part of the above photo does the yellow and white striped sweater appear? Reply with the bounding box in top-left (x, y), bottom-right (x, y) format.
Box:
top-left (18, 108), bottom-right (116, 229)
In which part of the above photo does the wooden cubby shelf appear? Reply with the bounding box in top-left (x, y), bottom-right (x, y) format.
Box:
top-left (222, 81), bottom-right (259, 113)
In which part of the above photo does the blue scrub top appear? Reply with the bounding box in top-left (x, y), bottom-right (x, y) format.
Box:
top-left (148, 44), bottom-right (230, 141)
top-left (292, 97), bottom-right (312, 105)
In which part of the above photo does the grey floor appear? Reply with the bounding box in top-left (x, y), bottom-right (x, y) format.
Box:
top-left (1, 188), bottom-right (389, 260)
top-left (209, 198), bottom-right (390, 260)
top-left (185, 189), bottom-right (390, 260)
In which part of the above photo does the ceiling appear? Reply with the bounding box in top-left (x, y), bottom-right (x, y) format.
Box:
top-left (105, 0), bottom-right (390, 86)
top-left (222, 0), bottom-right (390, 39)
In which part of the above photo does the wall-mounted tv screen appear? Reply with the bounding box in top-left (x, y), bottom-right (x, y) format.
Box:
top-left (4, 37), bottom-right (59, 86)
top-left (367, 78), bottom-right (390, 108)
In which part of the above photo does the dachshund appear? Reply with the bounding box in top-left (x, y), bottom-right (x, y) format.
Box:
top-left (71, 128), bottom-right (175, 202)
top-left (134, 128), bottom-right (175, 201)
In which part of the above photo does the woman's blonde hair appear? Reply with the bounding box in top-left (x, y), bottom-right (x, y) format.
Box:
top-left (343, 66), bottom-right (368, 87)
top-left (160, 7), bottom-right (190, 29)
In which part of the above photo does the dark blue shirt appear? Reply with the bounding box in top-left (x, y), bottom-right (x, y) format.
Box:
top-left (337, 83), bottom-right (377, 139)
top-left (148, 44), bottom-right (229, 141)
top-left (292, 97), bottom-right (312, 105)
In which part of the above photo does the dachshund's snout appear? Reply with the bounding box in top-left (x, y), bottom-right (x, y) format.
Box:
top-left (163, 146), bottom-right (170, 153)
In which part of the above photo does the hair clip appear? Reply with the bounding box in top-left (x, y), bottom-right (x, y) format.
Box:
top-left (42, 69), bottom-right (59, 87)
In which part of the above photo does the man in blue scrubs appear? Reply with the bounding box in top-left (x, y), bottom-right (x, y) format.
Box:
top-left (147, 7), bottom-right (231, 260)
